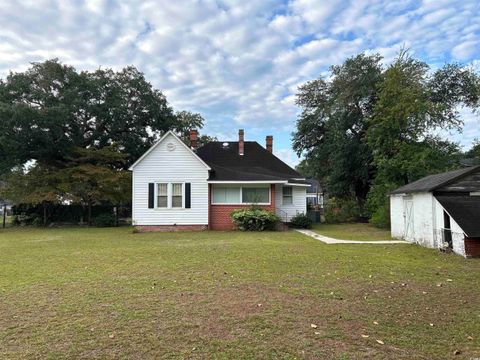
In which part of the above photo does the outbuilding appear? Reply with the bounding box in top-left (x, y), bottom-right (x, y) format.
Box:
top-left (390, 166), bottom-right (480, 258)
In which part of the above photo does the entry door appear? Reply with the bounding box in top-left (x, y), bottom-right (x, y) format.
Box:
top-left (404, 200), bottom-right (414, 240)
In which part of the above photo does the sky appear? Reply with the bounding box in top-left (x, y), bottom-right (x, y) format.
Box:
top-left (0, 0), bottom-right (479, 166)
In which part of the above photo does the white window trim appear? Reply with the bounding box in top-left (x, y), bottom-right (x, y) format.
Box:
top-left (211, 185), bottom-right (271, 205)
top-left (154, 182), bottom-right (185, 209)
top-left (282, 186), bottom-right (293, 205)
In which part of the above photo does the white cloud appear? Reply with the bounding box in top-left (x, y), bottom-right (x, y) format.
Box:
top-left (0, 0), bottom-right (478, 165)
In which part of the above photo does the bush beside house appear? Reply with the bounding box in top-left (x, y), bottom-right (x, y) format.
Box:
top-left (289, 213), bottom-right (313, 229)
top-left (230, 208), bottom-right (279, 231)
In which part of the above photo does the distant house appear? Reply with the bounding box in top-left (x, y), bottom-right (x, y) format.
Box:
top-left (129, 129), bottom-right (309, 231)
top-left (390, 166), bottom-right (480, 258)
top-left (305, 179), bottom-right (324, 208)
top-left (0, 199), bottom-right (11, 216)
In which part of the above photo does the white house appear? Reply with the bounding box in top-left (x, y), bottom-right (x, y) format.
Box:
top-left (390, 166), bottom-right (480, 258)
top-left (305, 179), bottom-right (324, 208)
top-left (129, 129), bottom-right (309, 231)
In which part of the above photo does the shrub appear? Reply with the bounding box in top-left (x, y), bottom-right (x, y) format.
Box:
top-left (289, 213), bottom-right (313, 229)
top-left (94, 213), bottom-right (116, 227)
top-left (32, 216), bottom-right (44, 227)
top-left (12, 213), bottom-right (36, 226)
top-left (369, 203), bottom-right (391, 228)
top-left (324, 197), bottom-right (361, 223)
top-left (230, 208), bottom-right (280, 231)
top-left (366, 182), bottom-right (396, 228)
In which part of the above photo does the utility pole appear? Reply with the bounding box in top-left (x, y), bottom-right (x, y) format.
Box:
top-left (2, 203), bottom-right (6, 229)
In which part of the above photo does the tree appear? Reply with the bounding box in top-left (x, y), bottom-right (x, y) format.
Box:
top-left (0, 59), bottom-right (177, 172)
top-left (0, 165), bottom-right (65, 225)
top-left (293, 53), bottom-right (383, 205)
top-left (174, 111), bottom-right (217, 147)
top-left (0, 60), bottom-right (214, 224)
top-left (366, 51), bottom-right (477, 226)
top-left (465, 139), bottom-right (480, 163)
top-left (57, 147), bottom-right (131, 225)
top-left (293, 50), bottom-right (479, 226)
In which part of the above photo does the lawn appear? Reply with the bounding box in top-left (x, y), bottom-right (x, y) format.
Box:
top-left (0, 227), bottom-right (479, 359)
top-left (312, 223), bottom-right (393, 241)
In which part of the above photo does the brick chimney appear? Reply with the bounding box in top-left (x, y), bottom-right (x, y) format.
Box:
top-left (189, 129), bottom-right (198, 150)
top-left (266, 135), bottom-right (273, 153)
top-left (238, 129), bottom-right (244, 156)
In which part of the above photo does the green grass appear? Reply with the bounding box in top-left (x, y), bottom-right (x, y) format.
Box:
top-left (0, 227), bottom-right (479, 359)
top-left (312, 223), bottom-right (394, 241)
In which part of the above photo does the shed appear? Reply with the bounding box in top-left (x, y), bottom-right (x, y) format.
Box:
top-left (390, 166), bottom-right (480, 257)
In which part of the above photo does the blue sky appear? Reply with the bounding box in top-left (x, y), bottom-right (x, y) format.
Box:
top-left (0, 0), bottom-right (479, 166)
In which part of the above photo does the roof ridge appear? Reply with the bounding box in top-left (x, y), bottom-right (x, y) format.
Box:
top-left (391, 165), bottom-right (480, 194)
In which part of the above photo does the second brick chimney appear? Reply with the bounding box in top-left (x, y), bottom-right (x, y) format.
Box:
top-left (238, 129), bottom-right (244, 156)
top-left (266, 135), bottom-right (273, 153)
top-left (189, 129), bottom-right (198, 150)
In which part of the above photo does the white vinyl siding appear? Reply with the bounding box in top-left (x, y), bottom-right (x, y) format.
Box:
top-left (275, 184), bottom-right (307, 221)
top-left (132, 133), bottom-right (209, 226)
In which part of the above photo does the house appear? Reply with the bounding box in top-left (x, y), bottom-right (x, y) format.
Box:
top-left (305, 179), bottom-right (324, 208)
top-left (390, 166), bottom-right (480, 258)
top-left (129, 129), bottom-right (309, 231)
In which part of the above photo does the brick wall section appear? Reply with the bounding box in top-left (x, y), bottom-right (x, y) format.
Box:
top-left (209, 184), bottom-right (276, 230)
top-left (135, 225), bottom-right (208, 232)
top-left (464, 237), bottom-right (480, 258)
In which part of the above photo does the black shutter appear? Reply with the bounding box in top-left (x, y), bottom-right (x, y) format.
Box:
top-left (185, 183), bottom-right (191, 208)
top-left (148, 183), bottom-right (154, 208)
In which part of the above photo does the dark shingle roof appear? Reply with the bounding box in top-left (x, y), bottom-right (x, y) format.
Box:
top-left (435, 195), bottom-right (480, 237)
top-left (196, 141), bottom-right (301, 181)
top-left (391, 166), bottom-right (480, 194)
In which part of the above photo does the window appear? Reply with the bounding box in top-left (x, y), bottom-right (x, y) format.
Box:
top-left (211, 185), bottom-right (270, 204)
top-left (155, 183), bottom-right (185, 208)
top-left (157, 183), bottom-right (168, 208)
top-left (242, 187), bottom-right (269, 203)
top-left (282, 186), bottom-right (293, 205)
top-left (212, 186), bottom-right (241, 204)
top-left (172, 183), bottom-right (183, 208)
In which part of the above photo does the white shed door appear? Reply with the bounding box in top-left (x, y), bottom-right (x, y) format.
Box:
top-left (404, 200), bottom-right (414, 240)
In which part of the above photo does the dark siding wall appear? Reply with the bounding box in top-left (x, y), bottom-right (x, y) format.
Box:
top-left (437, 172), bottom-right (480, 192)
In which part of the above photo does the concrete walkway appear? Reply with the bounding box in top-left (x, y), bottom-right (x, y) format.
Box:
top-left (295, 229), bottom-right (408, 245)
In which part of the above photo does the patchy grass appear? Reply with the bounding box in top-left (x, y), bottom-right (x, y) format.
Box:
top-left (312, 223), bottom-right (394, 241)
top-left (0, 227), bottom-right (479, 359)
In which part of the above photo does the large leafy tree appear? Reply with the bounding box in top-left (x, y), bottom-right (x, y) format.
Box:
top-left (293, 51), bottom-right (479, 225)
top-left (0, 60), bottom-right (212, 224)
top-left (293, 53), bottom-right (383, 204)
top-left (0, 59), bottom-right (177, 172)
top-left (366, 52), bottom-right (478, 225)
top-left (57, 146), bottom-right (131, 225)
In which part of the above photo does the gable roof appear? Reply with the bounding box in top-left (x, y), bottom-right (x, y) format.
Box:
top-left (128, 131), bottom-right (211, 171)
top-left (435, 195), bottom-right (480, 237)
top-left (196, 141), bottom-right (302, 182)
top-left (391, 166), bottom-right (480, 195)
